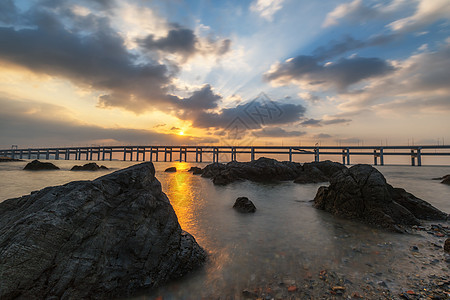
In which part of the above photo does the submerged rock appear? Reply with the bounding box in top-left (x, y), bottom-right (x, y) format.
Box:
top-left (314, 164), bottom-right (448, 232)
top-left (71, 162), bottom-right (108, 171)
top-left (23, 159), bottom-right (59, 170)
top-left (188, 166), bottom-right (203, 175)
top-left (165, 166), bottom-right (177, 172)
top-left (202, 157), bottom-right (346, 185)
top-left (233, 197), bottom-right (256, 213)
top-left (445, 239), bottom-right (450, 253)
top-left (0, 162), bottom-right (206, 299)
top-left (441, 175), bottom-right (450, 185)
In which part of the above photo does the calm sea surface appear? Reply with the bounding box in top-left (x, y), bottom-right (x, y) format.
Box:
top-left (1, 160), bottom-right (449, 298)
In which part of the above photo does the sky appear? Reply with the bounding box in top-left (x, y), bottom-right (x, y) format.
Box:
top-left (0, 0), bottom-right (449, 148)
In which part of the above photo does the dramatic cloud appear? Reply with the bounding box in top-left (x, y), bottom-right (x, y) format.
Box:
top-left (0, 0), bottom-right (18, 23)
top-left (322, 0), bottom-right (411, 28)
top-left (169, 84), bottom-right (221, 110)
top-left (0, 97), bottom-right (216, 147)
top-left (184, 98), bottom-right (306, 130)
top-left (338, 41), bottom-right (450, 112)
top-left (137, 25), bottom-right (231, 60)
top-left (265, 55), bottom-right (394, 91)
top-left (388, 0), bottom-right (450, 32)
top-left (323, 0), bottom-right (450, 33)
top-left (0, 1), bottom-right (230, 115)
top-left (250, 0), bottom-right (284, 21)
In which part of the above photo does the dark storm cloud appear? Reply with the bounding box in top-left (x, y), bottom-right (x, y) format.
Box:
top-left (137, 24), bottom-right (231, 60)
top-left (312, 34), bottom-right (397, 61)
top-left (138, 26), bottom-right (198, 57)
top-left (169, 84), bottom-right (221, 110)
top-left (265, 54), bottom-right (394, 91)
top-left (186, 100), bottom-right (306, 129)
top-left (0, 2), bottom-right (230, 114)
top-left (0, 7), bottom-right (173, 113)
top-left (253, 127), bottom-right (306, 137)
top-left (0, 0), bottom-right (18, 23)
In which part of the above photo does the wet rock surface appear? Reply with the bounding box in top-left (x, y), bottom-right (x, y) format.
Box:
top-left (314, 164), bottom-right (448, 232)
top-left (0, 162), bottom-right (206, 299)
top-left (71, 162), bottom-right (108, 171)
top-left (164, 166), bottom-right (177, 172)
top-left (233, 197), bottom-right (256, 213)
top-left (202, 157), bottom-right (346, 185)
top-left (23, 159), bottom-right (59, 170)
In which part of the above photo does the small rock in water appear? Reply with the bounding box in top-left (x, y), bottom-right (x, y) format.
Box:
top-left (23, 159), bottom-right (59, 170)
top-left (242, 289), bottom-right (258, 298)
top-left (410, 246), bottom-right (419, 252)
top-left (165, 166), bottom-right (177, 172)
top-left (71, 162), bottom-right (108, 171)
top-left (233, 197), bottom-right (256, 213)
top-left (188, 166), bottom-right (203, 174)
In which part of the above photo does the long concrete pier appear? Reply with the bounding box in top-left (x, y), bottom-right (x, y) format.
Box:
top-left (1, 145), bottom-right (450, 166)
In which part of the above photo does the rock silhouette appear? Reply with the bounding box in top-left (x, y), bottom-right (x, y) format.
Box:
top-left (233, 197), bottom-right (256, 213)
top-left (314, 164), bottom-right (448, 232)
top-left (202, 157), bottom-right (346, 185)
top-left (71, 162), bottom-right (108, 171)
top-left (23, 159), bottom-right (59, 170)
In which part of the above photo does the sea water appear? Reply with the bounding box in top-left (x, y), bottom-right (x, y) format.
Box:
top-left (0, 160), bottom-right (449, 298)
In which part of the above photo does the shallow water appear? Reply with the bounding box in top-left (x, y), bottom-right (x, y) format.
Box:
top-left (1, 160), bottom-right (449, 299)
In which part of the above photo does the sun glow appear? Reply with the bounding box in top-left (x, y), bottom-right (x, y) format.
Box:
top-left (179, 131), bottom-right (184, 136)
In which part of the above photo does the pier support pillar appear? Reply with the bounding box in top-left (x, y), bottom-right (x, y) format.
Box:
top-left (314, 147), bottom-right (319, 162)
top-left (411, 150), bottom-right (416, 166)
top-left (380, 148), bottom-right (384, 165)
top-left (289, 147), bottom-right (292, 162)
top-left (373, 150), bottom-right (378, 165)
top-left (417, 147), bottom-right (422, 166)
top-left (28, 149), bottom-right (32, 159)
top-left (346, 148), bottom-right (350, 165)
top-left (251, 147), bottom-right (255, 161)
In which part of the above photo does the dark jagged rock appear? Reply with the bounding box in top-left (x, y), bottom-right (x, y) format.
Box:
top-left (201, 158), bottom-right (346, 185)
top-left (23, 159), bottom-right (59, 170)
top-left (0, 162), bottom-right (206, 299)
top-left (165, 166), bottom-right (177, 172)
top-left (441, 175), bottom-right (450, 185)
top-left (233, 197), bottom-right (256, 213)
top-left (188, 166), bottom-right (203, 175)
top-left (314, 164), bottom-right (448, 232)
top-left (71, 162), bottom-right (109, 171)
top-left (0, 156), bottom-right (23, 162)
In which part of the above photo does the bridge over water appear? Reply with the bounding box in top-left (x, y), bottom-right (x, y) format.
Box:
top-left (2, 145), bottom-right (450, 166)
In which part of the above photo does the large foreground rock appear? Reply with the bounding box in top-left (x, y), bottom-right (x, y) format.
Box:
top-left (23, 159), bottom-right (59, 170)
top-left (201, 157), bottom-right (346, 185)
top-left (0, 162), bottom-right (206, 299)
top-left (314, 164), bottom-right (448, 232)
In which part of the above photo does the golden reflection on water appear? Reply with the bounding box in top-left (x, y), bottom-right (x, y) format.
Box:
top-left (163, 162), bottom-right (199, 236)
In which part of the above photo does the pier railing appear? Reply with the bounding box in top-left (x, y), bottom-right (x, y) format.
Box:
top-left (1, 145), bottom-right (450, 166)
